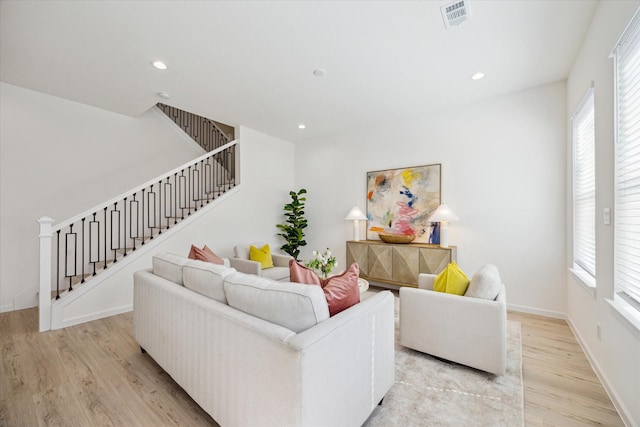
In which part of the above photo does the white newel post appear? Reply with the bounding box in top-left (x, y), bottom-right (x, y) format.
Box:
top-left (38, 217), bottom-right (55, 332)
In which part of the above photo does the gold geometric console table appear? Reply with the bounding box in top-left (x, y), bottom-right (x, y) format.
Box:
top-left (346, 240), bottom-right (456, 288)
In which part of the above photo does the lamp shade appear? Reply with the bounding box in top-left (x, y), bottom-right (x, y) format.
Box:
top-left (428, 204), bottom-right (459, 222)
top-left (345, 206), bottom-right (367, 221)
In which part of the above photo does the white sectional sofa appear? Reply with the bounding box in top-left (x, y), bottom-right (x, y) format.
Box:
top-left (133, 253), bottom-right (395, 427)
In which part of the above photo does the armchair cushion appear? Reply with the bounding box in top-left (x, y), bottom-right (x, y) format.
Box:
top-left (465, 264), bottom-right (502, 300)
top-left (249, 244), bottom-right (274, 269)
top-left (433, 262), bottom-right (470, 296)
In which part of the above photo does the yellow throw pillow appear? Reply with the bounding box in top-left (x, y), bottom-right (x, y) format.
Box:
top-left (249, 244), bottom-right (274, 269)
top-left (433, 262), bottom-right (470, 296)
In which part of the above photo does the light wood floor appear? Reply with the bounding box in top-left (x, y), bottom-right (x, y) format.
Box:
top-left (0, 307), bottom-right (624, 426)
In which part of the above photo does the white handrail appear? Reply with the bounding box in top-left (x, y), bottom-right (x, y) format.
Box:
top-left (51, 139), bottom-right (237, 232)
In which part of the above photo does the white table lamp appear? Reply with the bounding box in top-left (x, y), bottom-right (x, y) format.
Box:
top-left (427, 204), bottom-right (459, 248)
top-left (345, 206), bottom-right (368, 241)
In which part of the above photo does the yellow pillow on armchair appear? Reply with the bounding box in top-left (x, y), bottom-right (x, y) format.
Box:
top-left (249, 244), bottom-right (274, 269)
top-left (433, 262), bottom-right (469, 296)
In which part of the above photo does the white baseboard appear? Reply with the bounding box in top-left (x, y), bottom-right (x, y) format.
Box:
top-left (52, 304), bottom-right (132, 330)
top-left (507, 303), bottom-right (566, 319)
top-left (14, 286), bottom-right (38, 310)
top-left (0, 304), bottom-right (13, 313)
top-left (565, 316), bottom-right (635, 427)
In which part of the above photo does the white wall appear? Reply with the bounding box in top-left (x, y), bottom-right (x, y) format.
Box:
top-left (0, 81), bottom-right (296, 315)
top-left (566, 2), bottom-right (640, 425)
top-left (51, 125), bottom-right (295, 327)
top-left (0, 83), bottom-right (204, 312)
top-left (296, 81), bottom-right (567, 315)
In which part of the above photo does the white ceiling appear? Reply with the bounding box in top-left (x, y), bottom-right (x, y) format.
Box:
top-left (0, 0), bottom-right (598, 143)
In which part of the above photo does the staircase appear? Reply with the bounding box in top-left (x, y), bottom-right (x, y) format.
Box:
top-left (38, 107), bottom-right (239, 332)
top-left (157, 103), bottom-right (234, 152)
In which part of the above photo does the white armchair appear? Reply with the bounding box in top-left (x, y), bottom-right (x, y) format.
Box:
top-left (229, 242), bottom-right (293, 281)
top-left (399, 267), bottom-right (507, 375)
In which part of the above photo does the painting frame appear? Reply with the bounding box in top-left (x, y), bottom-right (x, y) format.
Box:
top-left (366, 163), bottom-right (442, 243)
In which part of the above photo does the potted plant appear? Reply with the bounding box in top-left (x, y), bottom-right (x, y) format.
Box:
top-left (305, 248), bottom-right (338, 279)
top-left (276, 189), bottom-right (308, 260)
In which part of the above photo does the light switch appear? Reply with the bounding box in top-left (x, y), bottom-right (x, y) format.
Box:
top-left (604, 208), bottom-right (611, 225)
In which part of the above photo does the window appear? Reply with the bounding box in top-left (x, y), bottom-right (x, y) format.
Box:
top-left (614, 9), bottom-right (640, 314)
top-left (572, 87), bottom-right (596, 286)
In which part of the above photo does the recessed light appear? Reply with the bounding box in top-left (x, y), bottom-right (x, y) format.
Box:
top-left (313, 69), bottom-right (326, 77)
top-left (298, 124), bottom-right (306, 129)
top-left (471, 72), bottom-right (485, 80)
top-left (152, 61), bottom-right (168, 70)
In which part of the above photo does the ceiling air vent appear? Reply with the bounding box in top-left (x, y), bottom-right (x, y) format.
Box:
top-left (441, 1), bottom-right (470, 29)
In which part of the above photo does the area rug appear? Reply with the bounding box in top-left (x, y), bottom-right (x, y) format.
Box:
top-left (364, 298), bottom-right (524, 426)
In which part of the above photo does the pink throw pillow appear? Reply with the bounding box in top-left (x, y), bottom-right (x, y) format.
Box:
top-left (289, 259), bottom-right (322, 286)
top-left (321, 263), bottom-right (360, 316)
top-left (188, 244), bottom-right (224, 265)
top-left (290, 259), bottom-right (361, 316)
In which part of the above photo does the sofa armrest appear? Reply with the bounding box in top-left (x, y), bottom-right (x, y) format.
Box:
top-left (272, 253), bottom-right (293, 268)
top-left (286, 291), bottom-right (395, 425)
top-left (418, 273), bottom-right (436, 290)
top-left (229, 257), bottom-right (261, 275)
top-left (399, 286), bottom-right (506, 375)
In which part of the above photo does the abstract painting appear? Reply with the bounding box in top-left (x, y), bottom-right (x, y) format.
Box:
top-left (366, 164), bottom-right (441, 242)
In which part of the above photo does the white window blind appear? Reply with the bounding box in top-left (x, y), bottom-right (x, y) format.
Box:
top-left (614, 9), bottom-right (640, 306)
top-left (573, 88), bottom-right (596, 279)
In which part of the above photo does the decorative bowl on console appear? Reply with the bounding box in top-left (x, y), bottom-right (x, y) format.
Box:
top-left (377, 232), bottom-right (416, 244)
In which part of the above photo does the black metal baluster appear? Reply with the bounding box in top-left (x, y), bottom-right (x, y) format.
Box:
top-left (81, 218), bottom-right (86, 284)
top-left (231, 145), bottom-right (236, 188)
top-left (123, 197), bottom-right (127, 256)
top-left (149, 185), bottom-right (157, 238)
top-left (165, 177), bottom-right (171, 230)
top-left (90, 212), bottom-right (98, 276)
top-left (189, 165), bottom-right (195, 213)
top-left (158, 180), bottom-right (163, 234)
top-left (184, 166), bottom-right (192, 215)
top-left (111, 202), bottom-right (119, 263)
top-left (173, 173), bottom-right (178, 224)
top-left (66, 224), bottom-right (76, 292)
top-left (56, 230), bottom-right (61, 299)
top-left (130, 194), bottom-right (137, 251)
top-left (199, 160), bottom-right (204, 207)
top-left (104, 207), bottom-right (108, 269)
top-left (141, 189), bottom-right (146, 245)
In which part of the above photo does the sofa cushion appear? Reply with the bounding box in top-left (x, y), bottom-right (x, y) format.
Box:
top-left (183, 260), bottom-right (236, 303)
top-left (322, 263), bottom-right (361, 316)
top-left (223, 272), bottom-right (329, 333)
top-left (152, 252), bottom-right (190, 286)
top-left (289, 259), bottom-right (322, 286)
top-left (433, 262), bottom-right (469, 296)
top-left (261, 266), bottom-right (290, 281)
top-left (465, 264), bottom-right (502, 300)
top-left (289, 260), bottom-right (360, 316)
top-left (250, 244), bottom-right (274, 269)
top-left (188, 244), bottom-right (224, 265)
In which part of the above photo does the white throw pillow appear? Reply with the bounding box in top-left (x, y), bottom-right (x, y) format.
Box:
top-left (465, 264), bottom-right (502, 300)
top-left (223, 272), bottom-right (329, 333)
top-left (183, 260), bottom-right (236, 304)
